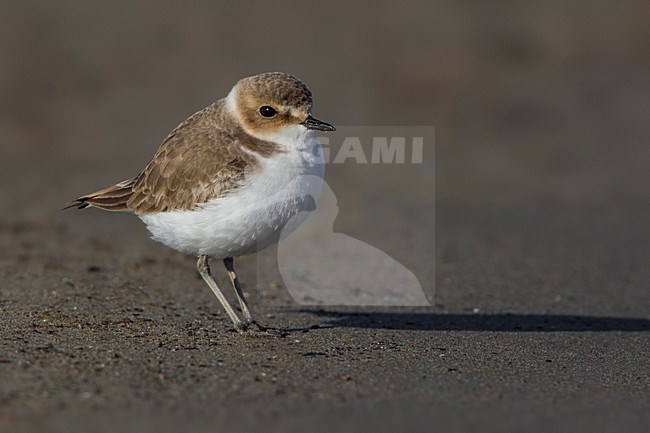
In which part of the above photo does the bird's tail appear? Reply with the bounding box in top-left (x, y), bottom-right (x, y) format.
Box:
top-left (64, 178), bottom-right (136, 212)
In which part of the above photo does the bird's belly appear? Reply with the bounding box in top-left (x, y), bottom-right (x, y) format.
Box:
top-left (139, 145), bottom-right (324, 258)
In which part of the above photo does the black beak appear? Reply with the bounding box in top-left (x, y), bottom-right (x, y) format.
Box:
top-left (301, 115), bottom-right (336, 131)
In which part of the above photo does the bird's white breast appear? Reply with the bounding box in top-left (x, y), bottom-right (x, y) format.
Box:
top-left (139, 128), bottom-right (325, 258)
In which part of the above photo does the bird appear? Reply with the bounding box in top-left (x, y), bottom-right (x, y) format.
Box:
top-left (66, 72), bottom-right (335, 335)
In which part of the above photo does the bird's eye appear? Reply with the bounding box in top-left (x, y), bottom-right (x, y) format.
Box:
top-left (259, 106), bottom-right (277, 118)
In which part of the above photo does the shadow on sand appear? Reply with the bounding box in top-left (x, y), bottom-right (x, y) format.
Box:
top-left (298, 310), bottom-right (650, 332)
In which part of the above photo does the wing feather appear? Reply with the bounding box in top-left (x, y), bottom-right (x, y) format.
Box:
top-left (126, 112), bottom-right (249, 214)
top-left (66, 101), bottom-right (255, 214)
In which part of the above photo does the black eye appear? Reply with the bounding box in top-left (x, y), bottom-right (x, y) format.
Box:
top-left (259, 106), bottom-right (277, 118)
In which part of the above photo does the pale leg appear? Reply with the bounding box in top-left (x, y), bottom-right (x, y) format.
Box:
top-left (197, 255), bottom-right (244, 331)
top-left (222, 257), bottom-right (261, 329)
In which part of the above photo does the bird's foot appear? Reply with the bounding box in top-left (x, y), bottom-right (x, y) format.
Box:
top-left (235, 320), bottom-right (287, 338)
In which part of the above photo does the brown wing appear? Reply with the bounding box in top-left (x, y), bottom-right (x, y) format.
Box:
top-left (127, 125), bottom-right (247, 214)
top-left (67, 102), bottom-right (250, 214)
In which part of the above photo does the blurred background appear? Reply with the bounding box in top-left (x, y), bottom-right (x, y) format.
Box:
top-left (1, 0), bottom-right (648, 206)
top-left (1, 1), bottom-right (649, 430)
top-left (1, 0), bottom-right (649, 306)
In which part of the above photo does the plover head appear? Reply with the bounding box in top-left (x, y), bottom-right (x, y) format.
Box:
top-left (226, 72), bottom-right (335, 142)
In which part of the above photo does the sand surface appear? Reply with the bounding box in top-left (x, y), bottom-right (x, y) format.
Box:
top-left (1, 1), bottom-right (649, 432)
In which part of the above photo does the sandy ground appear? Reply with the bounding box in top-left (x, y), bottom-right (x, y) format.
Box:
top-left (1, 1), bottom-right (649, 432)
top-left (1, 202), bottom-right (649, 433)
